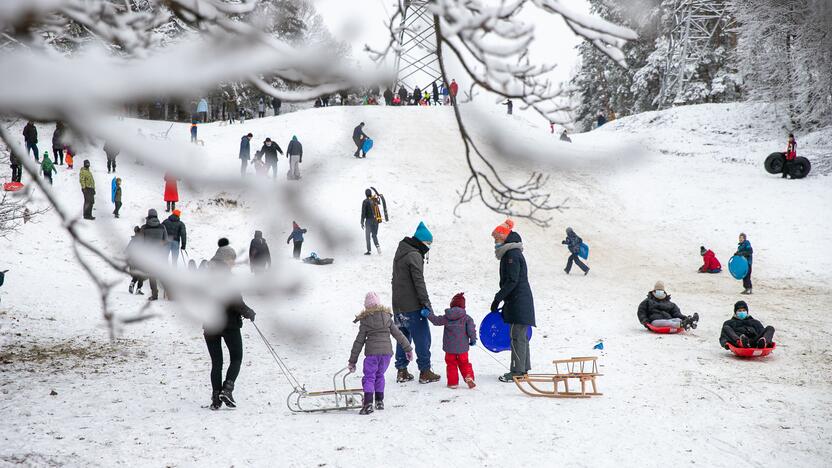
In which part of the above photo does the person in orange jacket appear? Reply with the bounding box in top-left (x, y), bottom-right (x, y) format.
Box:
top-left (698, 246), bottom-right (722, 273)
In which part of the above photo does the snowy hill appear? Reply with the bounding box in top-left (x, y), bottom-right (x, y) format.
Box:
top-left (1, 103), bottom-right (831, 467)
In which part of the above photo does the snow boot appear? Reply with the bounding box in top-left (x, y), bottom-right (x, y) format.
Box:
top-left (375, 244), bottom-right (381, 255)
top-left (135, 288), bottom-right (144, 295)
top-left (148, 295), bottom-right (157, 301)
top-left (396, 368), bottom-right (414, 383)
top-left (465, 376), bottom-right (477, 389)
top-left (419, 369), bottom-right (440, 384)
top-left (374, 392), bottom-right (384, 410)
top-left (584, 268), bottom-right (590, 276)
top-left (209, 390), bottom-right (222, 410)
top-left (128, 283), bottom-right (134, 294)
top-left (219, 380), bottom-right (236, 408)
top-left (359, 392), bottom-right (374, 415)
top-left (499, 372), bottom-right (524, 383)
top-left (364, 251), bottom-right (372, 256)
top-left (757, 336), bottom-right (769, 349)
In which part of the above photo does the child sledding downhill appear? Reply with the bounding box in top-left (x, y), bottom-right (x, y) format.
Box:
top-left (637, 281), bottom-right (699, 331)
top-left (348, 292), bottom-right (414, 415)
top-left (422, 292), bottom-right (477, 389)
top-left (719, 301), bottom-right (776, 350)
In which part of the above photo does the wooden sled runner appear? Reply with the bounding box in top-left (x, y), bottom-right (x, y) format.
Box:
top-left (286, 367), bottom-right (365, 413)
top-left (514, 357), bottom-right (603, 398)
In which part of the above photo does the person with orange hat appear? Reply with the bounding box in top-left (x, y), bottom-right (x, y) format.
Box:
top-left (490, 219), bottom-right (536, 382)
top-left (162, 209), bottom-right (187, 266)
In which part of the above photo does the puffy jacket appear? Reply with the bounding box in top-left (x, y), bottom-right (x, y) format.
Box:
top-left (720, 315), bottom-right (766, 348)
top-left (352, 124), bottom-right (367, 142)
top-left (103, 142), bottom-right (119, 160)
top-left (258, 141), bottom-right (282, 161)
top-left (141, 215), bottom-right (169, 246)
top-left (162, 214), bottom-right (187, 248)
top-left (349, 305), bottom-right (412, 364)
top-left (493, 231), bottom-right (535, 326)
top-left (562, 231), bottom-right (582, 254)
top-left (286, 226), bottom-right (306, 243)
top-left (163, 176), bottom-right (178, 202)
top-left (786, 140), bottom-right (797, 160)
top-left (239, 136), bottom-right (251, 160)
top-left (637, 293), bottom-right (684, 324)
top-left (249, 232), bottom-right (271, 266)
top-left (735, 240), bottom-right (753, 265)
top-left (23, 123), bottom-right (37, 144)
top-left (701, 250), bottom-right (722, 272)
top-left (205, 294), bottom-right (255, 334)
top-left (360, 197), bottom-right (376, 225)
top-left (287, 138), bottom-right (303, 158)
top-left (427, 307), bottom-right (477, 354)
top-left (52, 125), bottom-right (64, 148)
top-left (79, 167), bottom-right (95, 190)
top-left (391, 237), bottom-right (432, 313)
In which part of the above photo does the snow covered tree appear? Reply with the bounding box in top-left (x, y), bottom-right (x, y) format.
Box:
top-left (733, 0), bottom-right (832, 129)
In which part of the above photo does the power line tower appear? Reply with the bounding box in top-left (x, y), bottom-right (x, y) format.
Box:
top-left (656, 0), bottom-right (735, 108)
top-left (394, 0), bottom-right (442, 92)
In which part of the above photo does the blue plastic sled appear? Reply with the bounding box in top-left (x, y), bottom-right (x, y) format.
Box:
top-left (362, 138), bottom-right (374, 154)
top-left (111, 177), bottom-right (117, 204)
top-left (728, 255), bottom-right (749, 280)
top-left (480, 310), bottom-right (532, 353)
top-left (579, 242), bottom-right (589, 260)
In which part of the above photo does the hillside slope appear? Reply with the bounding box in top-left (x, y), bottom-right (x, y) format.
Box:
top-left (1, 104), bottom-right (831, 467)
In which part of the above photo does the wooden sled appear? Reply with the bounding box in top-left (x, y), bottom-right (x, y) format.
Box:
top-left (286, 367), bottom-right (364, 413)
top-left (514, 357), bottom-right (603, 398)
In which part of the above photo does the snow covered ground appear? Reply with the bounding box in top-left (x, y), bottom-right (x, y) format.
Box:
top-left (1, 102), bottom-right (831, 467)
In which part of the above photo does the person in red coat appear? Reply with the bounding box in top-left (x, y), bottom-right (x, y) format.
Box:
top-left (164, 173), bottom-right (179, 212)
top-left (698, 246), bottom-right (722, 273)
top-left (449, 79), bottom-right (459, 104)
top-left (782, 133), bottom-right (797, 179)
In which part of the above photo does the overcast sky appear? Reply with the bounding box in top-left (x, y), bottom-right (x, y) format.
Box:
top-left (313, 0), bottom-right (591, 87)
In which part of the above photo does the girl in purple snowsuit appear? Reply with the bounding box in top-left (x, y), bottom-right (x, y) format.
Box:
top-left (349, 292), bottom-right (413, 415)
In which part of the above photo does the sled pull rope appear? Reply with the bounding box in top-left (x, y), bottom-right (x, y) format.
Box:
top-left (472, 343), bottom-right (510, 371)
top-left (252, 322), bottom-right (303, 391)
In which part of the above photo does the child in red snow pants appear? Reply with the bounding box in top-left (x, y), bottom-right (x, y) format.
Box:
top-left (445, 352), bottom-right (474, 386)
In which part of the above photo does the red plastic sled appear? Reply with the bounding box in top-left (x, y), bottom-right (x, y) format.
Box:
top-left (646, 323), bottom-right (683, 334)
top-left (3, 182), bottom-right (24, 192)
top-left (727, 342), bottom-right (776, 357)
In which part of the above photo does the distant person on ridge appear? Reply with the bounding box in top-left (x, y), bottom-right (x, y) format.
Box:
top-left (239, 133), bottom-right (253, 176)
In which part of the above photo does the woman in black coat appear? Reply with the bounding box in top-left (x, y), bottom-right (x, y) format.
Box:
top-left (490, 220), bottom-right (535, 382)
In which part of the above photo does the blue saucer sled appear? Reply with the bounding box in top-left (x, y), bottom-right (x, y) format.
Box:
top-left (362, 138), bottom-right (374, 154)
top-left (728, 255), bottom-right (749, 280)
top-left (479, 310), bottom-right (532, 353)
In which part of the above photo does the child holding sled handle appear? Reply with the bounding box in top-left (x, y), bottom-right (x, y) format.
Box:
top-left (421, 292), bottom-right (477, 389)
top-left (348, 292), bottom-right (413, 415)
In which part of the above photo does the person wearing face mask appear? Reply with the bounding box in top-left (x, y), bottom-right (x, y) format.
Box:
top-left (637, 281), bottom-right (699, 330)
top-left (490, 219), bottom-right (536, 382)
top-left (719, 301), bottom-right (775, 349)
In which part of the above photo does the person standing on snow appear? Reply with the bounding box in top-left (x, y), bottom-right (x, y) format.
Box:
top-left (596, 112), bottom-right (607, 128)
top-left (360, 189), bottom-right (381, 255)
top-left (113, 177), bottom-right (122, 218)
top-left (257, 97), bottom-right (265, 118)
top-left (23, 121), bottom-right (39, 161)
top-left (197, 97), bottom-right (209, 123)
top-left (286, 136), bottom-right (303, 180)
top-left (162, 209), bottom-right (187, 266)
top-left (383, 88), bottom-right (393, 106)
top-left (256, 138), bottom-right (283, 180)
top-left (735, 233), bottom-right (754, 294)
top-left (562, 227), bottom-right (589, 275)
top-left (79, 159), bottom-right (96, 220)
top-left (432, 82), bottom-right (440, 105)
top-left (52, 121), bottom-right (65, 165)
top-left (502, 99), bottom-right (513, 115)
top-left (422, 292), bottom-right (478, 389)
top-left (9, 149), bottom-right (22, 183)
top-left (783, 133), bottom-right (797, 179)
top-left (41, 151), bottom-right (56, 185)
top-left (397, 86), bottom-right (409, 106)
top-left (239, 133), bottom-right (253, 176)
top-left (449, 79), bottom-right (459, 105)
top-left (126, 226), bottom-right (145, 295)
top-left (560, 129), bottom-right (572, 142)
top-left (412, 86), bottom-right (421, 106)
top-left (104, 141), bottom-right (119, 173)
top-left (204, 238), bottom-right (256, 410)
top-left (637, 281), bottom-right (699, 330)
top-left (698, 246), bottom-right (722, 273)
top-left (140, 208), bottom-right (169, 301)
top-left (190, 120), bottom-right (198, 144)
top-left (490, 219), bottom-right (536, 382)
top-left (392, 222), bottom-right (440, 384)
top-left (286, 221), bottom-right (306, 259)
top-left (353, 122), bottom-right (369, 158)
top-left (249, 230), bottom-right (271, 273)
top-left (719, 301), bottom-right (775, 349)
top-left (163, 173), bottom-right (179, 212)
top-left (440, 83), bottom-right (449, 105)
top-left (272, 97), bottom-right (281, 116)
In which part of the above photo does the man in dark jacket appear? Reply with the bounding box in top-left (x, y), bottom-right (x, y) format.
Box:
top-left (141, 208), bottom-right (169, 300)
top-left (285, 222), bottom-right (306, 259)
top-left (637, 281), bottom-right (698, 330)
top-left (239, 133), bottom-right (253, 176)
top-left (719, 301), bottom-right (775, 349)
top-left (490, 220), bottom-right (536, 382)
top-left (249, 230), bottom-right (271, 273)
top-left (9, 150), bottom-right (21, 183)
top-left (286, 136), bottom-right (302, 180)
top-left (52, 122), bottom-right (65, 165)
top-left (256, 138), bottom-right (283, 179)
top-left (397, 87), bottom-right (408, 106)
top-left (23, 121), bottom-right (39, 161)
top-left (735, 233), bottom-right (753, 294)
top-left (352, 122), bottom-right (369, 158)
top-left (360, 189), bottom-right (381, 255)
top-left (562, 227), bottom-right (589, 275)
top-left (162, 209), bottom-right (187, 266)
top-left (383, 88), bottom-right (394, 106)
top-left (431, 82), bottom-right (440, 105)
top-left (392, 222), bottom-right (440, 384)
top-left (103, 141), bottom-right (119, 173)
top-left (272, 97), bottom-right (281, 116)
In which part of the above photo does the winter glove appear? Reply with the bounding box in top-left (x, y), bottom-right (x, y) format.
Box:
top-left (348, 362), bottom-right (356, 372)
top-left (405, 351), bottom-right (414, 362)
top-left (242, 307), bottom-right (256, 322)
top-left (420, 308), bottom-right (430, 318)
top-left (490, 300), bottom-right (500, 312)
top-left (469, 339), bottom-right (476, 347)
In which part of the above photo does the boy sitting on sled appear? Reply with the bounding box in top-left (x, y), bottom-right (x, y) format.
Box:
top-left (637, 281), bottom-right (699, 330)
top-left (719, 301), bottom-right (775, 349)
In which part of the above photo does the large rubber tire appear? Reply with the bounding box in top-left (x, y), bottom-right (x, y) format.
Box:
top-left (764, 152), bottom-right (785, 174)
top-left (789, 156), bottom-right (811, 179)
